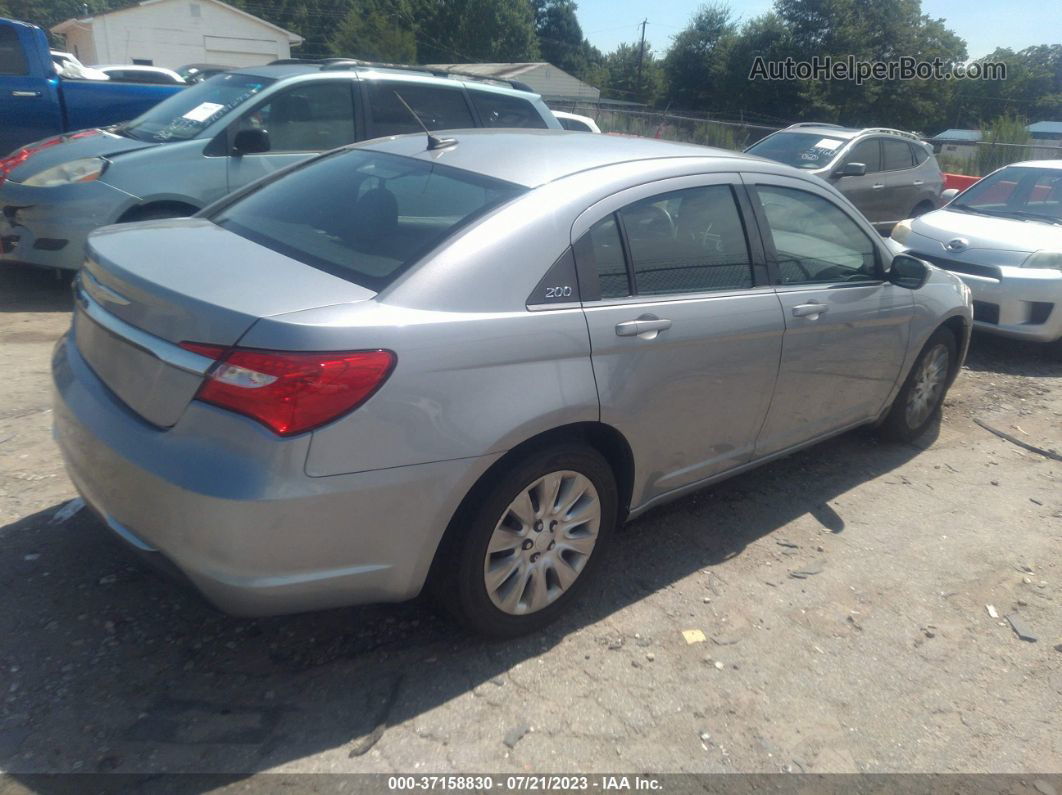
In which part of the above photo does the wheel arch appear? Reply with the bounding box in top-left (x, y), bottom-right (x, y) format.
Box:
top-left (117, 199), bottom-right (202, 223)
top-left (424, 421), bottom-right (636, 592)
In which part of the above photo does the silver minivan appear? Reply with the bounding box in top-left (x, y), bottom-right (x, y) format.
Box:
top-left (746, 124), bottom-right (944, 232)
top-left (0, 61), bottom-right (560, 271)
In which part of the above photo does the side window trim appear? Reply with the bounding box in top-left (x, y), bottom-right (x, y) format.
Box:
top-left (572, 177), bottom-right (768, 304)
top-left (744, 178), bottom-right (886, 286)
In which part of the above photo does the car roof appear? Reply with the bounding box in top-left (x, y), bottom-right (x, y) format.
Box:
top-left (1003, 160), bottom-right (1062, 170)
top-left (357, 130), bottom-right (749, 188)
top-left (228, 63), bottom-right (542, 99)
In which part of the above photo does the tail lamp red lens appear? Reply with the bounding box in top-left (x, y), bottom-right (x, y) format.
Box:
top-left (179, 343), bottom-right (395, 436)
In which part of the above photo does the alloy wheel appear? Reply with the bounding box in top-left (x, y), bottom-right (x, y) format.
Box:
top-left (483, 470), bottom-right (601, 616)
top-left (905, 344), bottom-right (949, 428)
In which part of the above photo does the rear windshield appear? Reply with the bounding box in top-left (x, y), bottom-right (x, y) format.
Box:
top-left (746, 131), bottom-right (847, 169)
top-left (119, 73), bottom-right (274, 142)
top-left (213, 149), bottom-right (527, 290)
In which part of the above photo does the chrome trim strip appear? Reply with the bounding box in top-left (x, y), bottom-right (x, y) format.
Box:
top-left (74, 278), bottom-right (217, 376)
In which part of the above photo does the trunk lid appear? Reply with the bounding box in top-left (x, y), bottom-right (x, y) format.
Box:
top-left (76, 218), bottom-right (375, 428)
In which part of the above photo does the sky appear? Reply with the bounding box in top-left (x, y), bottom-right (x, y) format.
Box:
top-left (576, 0), bottom-right (1061, 60)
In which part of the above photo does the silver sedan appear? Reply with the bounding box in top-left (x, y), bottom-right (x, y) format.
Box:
top-left (52, 131), bottom-right (972, 636)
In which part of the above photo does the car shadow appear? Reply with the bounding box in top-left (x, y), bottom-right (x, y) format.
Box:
top-left (963, 331), bottom-right (1061, 378)
top-left (0, 264), bottom-right (73, 314)
top-left (0, 424), bottom-right (931, 780)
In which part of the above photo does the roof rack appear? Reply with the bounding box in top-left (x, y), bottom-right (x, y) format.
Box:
top-left (859, 127), bottom-right (922, 141)
top-left (266, 57), bottom-right (536, 93)
top-left (787, 122), bottom-right (847, 129)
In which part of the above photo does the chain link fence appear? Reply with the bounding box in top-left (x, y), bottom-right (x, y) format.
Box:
top-left (549, 103), bottom-right (1062, 179)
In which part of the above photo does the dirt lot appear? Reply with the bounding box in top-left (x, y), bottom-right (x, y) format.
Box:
top-left (1, 264), bottom-right (1060, 778)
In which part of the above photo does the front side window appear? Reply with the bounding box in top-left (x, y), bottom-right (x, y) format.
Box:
top-left (0, 26), bottom-right (28, 76)
top-left (367, 81), bottom-right (474, 138)
top-left (756, 185), bottom-right (878, 284)
top-left (845, 139), bottom-right (881, 172)
top-left (470, 91), bottom-right (548, 129)
top-left (120, 73), bottom-right (274, 142)
top-left (584, 185), bottom-right (754, 298)
top-left (745, 132), bottom-right (846, 170)
top-left (882, 139), bottom-right (914, 170)
top-left (213, 149), bottom-right (525, 290)
top-left (235, 81), bottom-right (355, 153)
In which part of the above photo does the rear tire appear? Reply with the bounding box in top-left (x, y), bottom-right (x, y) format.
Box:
top-left (879, 328), bottom-right (957, 442)
top-left (438, 444), bottom-right (617, 638)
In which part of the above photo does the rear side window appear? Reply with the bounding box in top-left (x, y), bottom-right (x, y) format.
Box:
top-left (559, 117), bottom-right (591, 132)
top-left (584, 185), bottom-right (754, 299)
top-left (882, 139), bottom-right (914, 170)
top-left (214, 149), bottom-right (525, 290)
top-left (367, 81), bottom-right (474, 137)
top-left (0, 26), bottom-right (28, 76)
top-left (911, 143), bottom-right (929, 165)
top-left (846, 139), bottom-right (881, 172)
top-left (471, 91), bottom-right (548, 129)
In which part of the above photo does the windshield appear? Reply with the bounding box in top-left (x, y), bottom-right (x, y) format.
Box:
top-left (213, 149), bottom-right (527, 290)
top-left (746, 132), bottom-right (847, 169)
top-left (120, 73), bottom-right (274, 143)
top-left (952, 166), bottom-right (1062, 224)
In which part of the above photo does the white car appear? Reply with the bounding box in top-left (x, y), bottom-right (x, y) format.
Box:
top-left (92, 65), bottom-right (185, 84)
top-left (553, 111), bottom-right (601, 133)
top-left (891, 160), bottom-right (1062, 356)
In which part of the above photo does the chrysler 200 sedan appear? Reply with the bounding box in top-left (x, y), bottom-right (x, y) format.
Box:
top-left (53, 131), bottom-right (972, 636)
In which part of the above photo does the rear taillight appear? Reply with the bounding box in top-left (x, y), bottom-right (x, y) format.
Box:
top-left (179, 344), bottom-right (395, 436)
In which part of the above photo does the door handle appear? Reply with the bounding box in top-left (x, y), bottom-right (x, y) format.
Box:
top-left (871, 183), bottom-right (885, 190)
top-left (615, 315), bottom-right (672, 339)
top-left (912, 179), bottom-right (924, 186)
top-left (11, 90), bottom-right (41, 97)
top-left (792, 303), bottom-right (828, 318)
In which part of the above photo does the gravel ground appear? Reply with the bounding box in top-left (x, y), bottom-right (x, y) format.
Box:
top-left (0, 265), bottom-right (1060, 779)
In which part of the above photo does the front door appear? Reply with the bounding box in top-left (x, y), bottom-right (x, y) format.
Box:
top-left (226, 79), bottom-right (359, 193)
top-left (832, 137), bottom-right (884, 223)
top-left (745, 175), bottom-right (914, 457)
top-left (574, 175), bottom-right (786, 508)
top-left (0, 23), bottom-right (62, 156)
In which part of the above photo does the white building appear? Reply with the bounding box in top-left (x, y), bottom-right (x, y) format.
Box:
top-left (52, 0), bottom-right (302, 70)
top-left (426, 63), bottom-right (600, 102)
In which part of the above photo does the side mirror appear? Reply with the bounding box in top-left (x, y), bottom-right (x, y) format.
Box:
top-left (232, 128), bottom-right (270, 155)
top-left (889, 253), bottom-right (930, 289)
top-left (834, 161), bottom-right (867, 178)
top-left (941, 188), bottom-right (959, 203)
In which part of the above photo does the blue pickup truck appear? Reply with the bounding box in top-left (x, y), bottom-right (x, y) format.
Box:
top-left (0, 18), bottom-right (183, 156)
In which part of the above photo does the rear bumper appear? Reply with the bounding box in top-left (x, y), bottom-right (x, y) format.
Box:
top-left (0, 180), bottom-right (131, 270)
top-left (52, 334), bottom-right (498, 616)
top-left (952, 268), bottom-right (1062, 343)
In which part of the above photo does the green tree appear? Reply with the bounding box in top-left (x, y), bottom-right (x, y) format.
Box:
top-left (949, 45), bottom-right (1062, 127)
top-left (330, 0), bottom-right (417, 62)
top-left (723, 13), bottom-right (803, 122)
top-left (663, 3), bottom-right (738, 111)
top-left (533, 0), bottom-right (583, 72)
top-left (417, 0), bottom-right (539, 62)
top-left (601, 41), bottom-right (663, 105)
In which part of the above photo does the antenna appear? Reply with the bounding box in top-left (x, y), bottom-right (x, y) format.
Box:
top-left (392, 91), bottom-right (457, 151)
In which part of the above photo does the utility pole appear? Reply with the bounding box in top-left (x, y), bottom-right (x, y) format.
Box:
top-left (636, 18), bottom-right (648, 99)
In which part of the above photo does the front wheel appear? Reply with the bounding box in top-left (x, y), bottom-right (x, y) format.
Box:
top-left (440, 445), bottom-right (618, 637)
top-left (879, 328), bottom-right (957, 442)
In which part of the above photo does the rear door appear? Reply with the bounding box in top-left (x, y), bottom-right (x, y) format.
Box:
top-left (574, 174), bottom-right (786, 507)
top-left (362, 79), bottom-right (476, 138)
top-left (880, 137), bottom-right (920, 224)
top-left (226, 79), bottom-right (360, 192)
top-left (744, 174), bottom-right (914, 457)
top-left (0, 23), bottom-right (61, 155)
